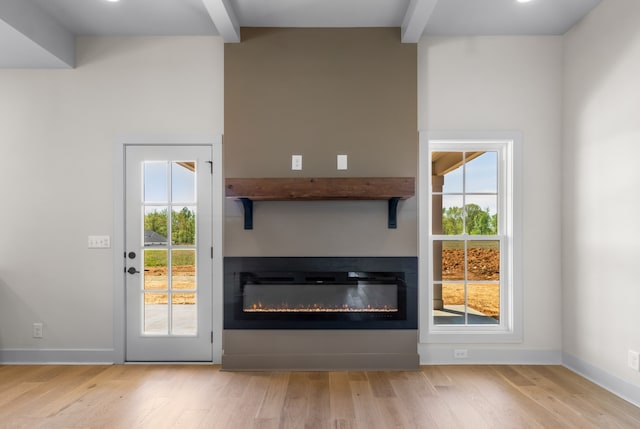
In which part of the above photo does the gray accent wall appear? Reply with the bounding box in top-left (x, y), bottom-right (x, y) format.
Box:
top-left (224, 28), bottom-right (418, 257)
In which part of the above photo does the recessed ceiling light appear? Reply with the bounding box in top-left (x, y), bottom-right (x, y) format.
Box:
top-left (517, 0), bottom-right (534, 3)
top-left (105, 0), bottom-right (120, 3)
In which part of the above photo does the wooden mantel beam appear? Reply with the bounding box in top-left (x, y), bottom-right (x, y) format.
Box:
top-left (225, 177), bottom-right (415, 230)
top-left (225, 177), bottom-right (415, 201)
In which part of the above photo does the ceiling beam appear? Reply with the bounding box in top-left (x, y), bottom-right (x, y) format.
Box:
top-left (401, 0), bottom-right (438, 43)
top-left (0, 0), bottom-right (74, 68)
top-left (202, 0), bottom-right (241, 43)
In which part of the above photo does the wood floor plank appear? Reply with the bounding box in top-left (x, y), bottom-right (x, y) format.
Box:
top-left (387, 372), bottom-right (440, 428)
top-left (328, 372), bottom-right (356, 421)
top-left (422, 365), bottom-right (454, 388)
top-left (279, 371), bottom-right (311, 429)
top-left (492, 364), bottom-right (536, 387)
top-left (0, 364), bottom-right (638, 429)
top-left (467, 366), bottom-right (569, 428)
top-left (255, 372), bottom-right (289, 420)
top-left (401, 370), bottom-right (438, 398)
top-left (196, 395), bottom-right (237, 429)
top-left (458, 365), bottom-right (542, 428)
top-left (541, 366), bottom-right (640, 427)
top-left (215, 373), bottom-right (272, 429)
top-left (376, 396), bottom-right (414, 428)
top-left (517, 385), bottom-right (596, 429)
top-left (32, 366), bottom-right (115, 419)
top-left (444, 365), bottom-right (526, 428)
top-left (0, 366), bottom-right (42, 387)
top-left (0, 381), bottom-right (44, 409)
top-left (305, 371), bottom-right (331, 428)
top-left (349, 380), bottom-right (384, 429)
top-left (512, 365), bottom-right (625, 428)
top-left (366, 371), bottom-right (397, 398)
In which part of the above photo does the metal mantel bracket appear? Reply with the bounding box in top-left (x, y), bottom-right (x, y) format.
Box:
top-left (239, 198), bottom-right (253, 230)
top-left (388, 197), bottom-right (401, 229)
top-left (237, 197), bottom-right (401, 230)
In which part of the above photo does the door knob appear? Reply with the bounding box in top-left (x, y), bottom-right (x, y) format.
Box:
top-left (128, 252), bottom-right (136, 259)
top-left (127, 267), bottom-right (140, 274)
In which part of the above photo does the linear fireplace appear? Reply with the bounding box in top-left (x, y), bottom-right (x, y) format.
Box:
top-left (224, 257), bottom-right (417, 330)
top-left (222, 257), bottom-right (419, 370)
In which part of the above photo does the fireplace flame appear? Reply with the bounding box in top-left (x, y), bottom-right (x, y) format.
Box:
top-left (244, 302), bottom-right (397, 313)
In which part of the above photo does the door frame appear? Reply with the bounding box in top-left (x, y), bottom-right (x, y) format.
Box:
top-left (113, 137), bottom-right (223, 364)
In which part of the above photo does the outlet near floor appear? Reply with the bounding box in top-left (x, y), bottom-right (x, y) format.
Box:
top-left (628, 350), bottom-right (640, 371)
top-left (454, 349), bottom-right (468, 359)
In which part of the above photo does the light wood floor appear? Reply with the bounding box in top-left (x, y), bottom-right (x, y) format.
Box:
top-left (1, 365), bottom-right (639, 428)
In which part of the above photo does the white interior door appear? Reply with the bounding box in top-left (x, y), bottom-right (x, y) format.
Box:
top-left (125, 145), bottom-right (213, 361)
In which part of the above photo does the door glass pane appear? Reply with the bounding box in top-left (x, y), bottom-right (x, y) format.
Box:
top-left (172, 162), bottom-right (196, 203)
top-left (144, 207), bottom-right (169, 245)
top-left (172, 206), bottom-right (196, 246)
top-left (144, 293), bottom-right (168, 334)
top-left (144, 250), bottom-right (168, 290)
top-left (172, 250), bottom-right (196, 291)
top-left (172, 293), bottom-right (197, 335)
top-left (144, 162), bottom-right (168, 203)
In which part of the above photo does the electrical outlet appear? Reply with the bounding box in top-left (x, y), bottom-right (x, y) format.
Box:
top-left (33, 323), bottom-right (43, 339)
top-left (291, 155), bottom-right (302, 170)
top-left (454, 349), bottom-right (468, 359)
top-left (628, 350), bottom-right (640, 371)
top-left (88, 235), bottom-right (111, 248)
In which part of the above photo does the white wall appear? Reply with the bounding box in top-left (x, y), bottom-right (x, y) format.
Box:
top-left (0, 36), bottom-right (224, 361)
top-left (563, 0), bottom-right (640, 404)
top-left (418, 36), bottom-right (564, 361)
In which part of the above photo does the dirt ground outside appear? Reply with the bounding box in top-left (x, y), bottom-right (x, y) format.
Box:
top-left (142, 249), bottom-right (501, 317)
top-left (143, 266), bottom-right (196, 304)
top-left (441, 248), bottom-right (500, 317)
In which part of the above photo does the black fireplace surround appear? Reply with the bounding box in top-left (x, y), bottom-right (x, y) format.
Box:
top-left (224, 257), bottom-right (418, 330)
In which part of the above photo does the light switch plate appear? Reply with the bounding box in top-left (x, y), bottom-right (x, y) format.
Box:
top-left (88, 235), bottom-right (111, 249)
top-left (292, 155), bottom-right (302, 170)
top-left (337, 154), bottom-right (348, 170)
top-left (33, 323), bottom-right (43, 338)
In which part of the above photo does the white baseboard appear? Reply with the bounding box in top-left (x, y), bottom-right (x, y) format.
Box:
top-left (0, 348), bottom-right (115, 364)
top-left (419, 344), bottom-right (562, 365)
top-left (562, 352), bottom-right (640, 407)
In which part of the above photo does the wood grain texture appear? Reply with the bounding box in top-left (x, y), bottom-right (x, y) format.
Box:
top-left (0, 365), bottom-right (638, 429)
top-left (225, 177), bottom-right (415, 201)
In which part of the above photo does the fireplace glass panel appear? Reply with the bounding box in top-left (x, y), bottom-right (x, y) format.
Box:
top-left (243, 282), bottom-right (398, 313)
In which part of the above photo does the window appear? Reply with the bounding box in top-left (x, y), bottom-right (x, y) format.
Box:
top-left (419, 133), bottom-right (522, 343)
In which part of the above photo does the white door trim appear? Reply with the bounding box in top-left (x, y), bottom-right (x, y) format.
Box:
top-left (113, 137), bottom-right (223, 364)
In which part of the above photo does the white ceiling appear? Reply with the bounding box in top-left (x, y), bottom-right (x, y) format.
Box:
top-left (0, 0), bottom-right (601, 68)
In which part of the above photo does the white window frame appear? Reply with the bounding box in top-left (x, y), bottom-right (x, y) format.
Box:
top-left (419, 131), bottom-right (523, 343)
